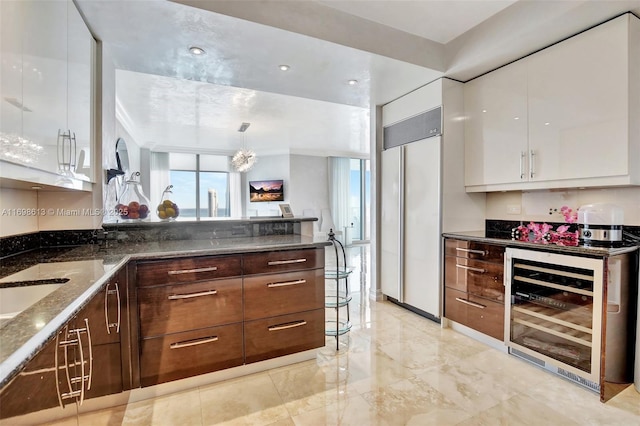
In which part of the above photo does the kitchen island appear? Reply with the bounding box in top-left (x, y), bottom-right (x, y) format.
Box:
top-left (0, 217), bottom-right (330, 421)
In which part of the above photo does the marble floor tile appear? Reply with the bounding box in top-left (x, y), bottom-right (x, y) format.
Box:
top-left (199, 373), bottom-right (289, 426)
top-left (290, 395), bottom-right (390, 426)
top-left (360, 376), bottom-right (459, 426)
top-left (456, 393), bottom-right (581, 426)
top-left (268, 357), bottom-right (362, 417)
top-left (523, 374), bottom-right (640, 425)
top-left (76, 388), bottom-right (202, 426)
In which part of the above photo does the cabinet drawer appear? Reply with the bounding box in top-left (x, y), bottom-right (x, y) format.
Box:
top-left (444, 256), bottom-right (505, 303)
top-left (244, 269), bottom-right (324, 321)
top-left (444, 288), bottom-right (505, 341)
top-left (244, 309), bottom-right (325, 364)
top-left (243, 249), bottom-right (324, 275)
top-left (444, 239), bottom-right (504, 262)
top-left (138, 278), bottom-right (242, 338)
top-left (140, 323), bottom-right (243, 387)
top-left (136, 255), bottom-right (242, 286)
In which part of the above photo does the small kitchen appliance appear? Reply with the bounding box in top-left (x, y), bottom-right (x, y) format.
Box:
top-left (578, 203), bottom-right (624, 247)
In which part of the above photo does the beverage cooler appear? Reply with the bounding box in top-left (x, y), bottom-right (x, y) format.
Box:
top-left (505, 248), bottom-right (633, 392)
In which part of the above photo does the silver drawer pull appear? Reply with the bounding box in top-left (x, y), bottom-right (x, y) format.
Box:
top-left (170, 335), bottom-right (219, 349)
top-left (168, 266), bottom-right (218, 275)
top-left (455, 264), bottom-right (486, 273)
top-left (168, 289), bottom-right (218, 300)
top-left (267, 258), bottom-right (307, 266)
top-left (268, 320), bottom-right (307, 331)
top-left (455, 248), bottom-right (487, 256)
top-left (455, 297), bottom-right (486, 309)
top-left (267, 279), bottom-right (306, 288)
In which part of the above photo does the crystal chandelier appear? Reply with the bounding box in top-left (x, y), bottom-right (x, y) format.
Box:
top-left (232, 122), bottom-right (256, 172)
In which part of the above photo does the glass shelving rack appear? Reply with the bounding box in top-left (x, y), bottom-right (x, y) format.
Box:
top-left (325, 229), bottom-right (352, 350)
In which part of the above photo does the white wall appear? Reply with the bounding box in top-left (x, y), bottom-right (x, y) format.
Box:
top-left (0, 188), bottom-right (38, 237)
top-left (486, 187), bottom-right (640, 226)
top-left (288, 155), bottom-right (329, 218)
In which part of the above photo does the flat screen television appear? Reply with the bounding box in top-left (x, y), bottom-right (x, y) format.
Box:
top-left (249, 179), bottom-right (284, 202)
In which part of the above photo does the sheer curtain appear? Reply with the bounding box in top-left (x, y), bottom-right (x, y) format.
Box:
top-left (228, 171), bottom-right (242, 217)
top-left (150, 152), bottom-right (170, 214)
top-left (328, 156), bottom-right (351, 235)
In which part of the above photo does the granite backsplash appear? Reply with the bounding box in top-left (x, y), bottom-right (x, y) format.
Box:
top-left (1, 218), bottom-right (311, 259)
top-left (486, 219), bottom-right (640, 243)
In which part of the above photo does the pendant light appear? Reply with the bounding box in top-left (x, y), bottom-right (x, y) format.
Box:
top-left (232, 122), bottom-right (257, 172)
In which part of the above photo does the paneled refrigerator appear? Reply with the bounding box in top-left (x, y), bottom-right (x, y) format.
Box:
top-left (381, 135), bottom-right (442, 317)
top-left (380, 78), bottom-right (485, 320)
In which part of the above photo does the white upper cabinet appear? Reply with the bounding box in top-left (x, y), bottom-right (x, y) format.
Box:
top-left (0, 0), bottom-right (95, 189)
top-left (0, 1), bottom-right (23, 139)
top-left (22, 0), bottom-right (68, 175)
top-left (465, 13), bottom-right (640, 192)
top-left (527, 15), bottom-right (630, 183)
top-left (67, 1), bottom-right (95, 181)
top-left (464, 60), bottom-right (528, 187)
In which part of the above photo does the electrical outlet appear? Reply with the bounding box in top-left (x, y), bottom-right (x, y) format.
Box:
top-left (507, 205), bottom-right (521, 215)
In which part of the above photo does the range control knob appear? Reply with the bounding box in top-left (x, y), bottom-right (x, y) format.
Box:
top-left (583, 230), bottom-right (592, 238)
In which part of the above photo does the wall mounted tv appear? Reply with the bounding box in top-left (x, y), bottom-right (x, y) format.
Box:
top-left (249, 180), bottom-right (284, 202)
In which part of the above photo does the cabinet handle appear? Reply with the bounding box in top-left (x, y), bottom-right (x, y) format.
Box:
top-left (455, 264), bottom-right (486, 273)
top-left (60, 327), bottom-right (86, 404)
top-left (168, 289), bottom-right (218, 300)
top-left (267, 279), bottom-right (306, 288)
top-left (83, 318), bottom-right (93, 392)
top-left (170, 335), bottom-right (219, 349)
top-left (455, 247), bottom-right (487, 256)
top-left (167, 266), bottom-right (218, 275)
top-left (105, 282), bottom-right (121, 334)
top-left (54, 329), bottom-right (66, 408)
top-left (455, 297), bottom-right (486, 309)
top-left (529, 150), bottom-right (535, 178)
top-left (268, 320), bottom-right (307, 331)
top-left (267, 258), bottom-right (307, 266)
top-left (520, 151), bottom-right (526, 179)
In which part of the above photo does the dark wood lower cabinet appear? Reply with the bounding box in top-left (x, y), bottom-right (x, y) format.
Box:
top-left (244, 309), bottom-right (325, 364)
top-left (139, 323), bottom-right (244, 387)
top-left (444, 287), bottom-right (504, 340)
top-left (0, 331), bottom-right (74, 420)
top-left (85, 342), bottom-right (123, 400)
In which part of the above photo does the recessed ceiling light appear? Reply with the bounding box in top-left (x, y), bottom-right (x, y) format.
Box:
top-left (514, 116), bottom-right (520, 120)
top-left (482, 109), bottom-right (487, 113)
top-left (188, 46), bottom-right (205, 56)
top-left (348, 79), bottom-right (358, 86)
top-left (544, 122), bottom-right (551, 126)
top-left (279, 64), bottom-right (290, 71)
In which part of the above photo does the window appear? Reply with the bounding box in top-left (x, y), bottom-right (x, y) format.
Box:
top-left (166, 153), bottom-right (230, 218)
top-left (349, 158), bottom-right (370, 242)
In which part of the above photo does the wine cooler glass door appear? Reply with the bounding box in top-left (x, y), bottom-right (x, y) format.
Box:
top-left (505, 248), bottom-right (603, 384)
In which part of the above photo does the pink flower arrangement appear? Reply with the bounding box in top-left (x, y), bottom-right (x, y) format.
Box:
top-left (512, 206), bottom-right (579, 246)
top-left (560, 205), bottom-right (578, 223)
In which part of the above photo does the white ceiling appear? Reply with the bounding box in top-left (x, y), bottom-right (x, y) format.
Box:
top-left (76, 0), bottom-right (640, 158)
top-left (318, 0), bottom-right (518, 44)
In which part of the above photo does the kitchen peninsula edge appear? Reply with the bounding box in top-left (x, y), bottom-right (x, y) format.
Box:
top-left (0, 217), bottom-right (327, 390)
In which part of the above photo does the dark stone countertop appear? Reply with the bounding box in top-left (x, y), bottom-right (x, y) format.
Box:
top-left (0, 234), bottom-right (330, 388)
top-left (442, 230), bottom-right (640, 257)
